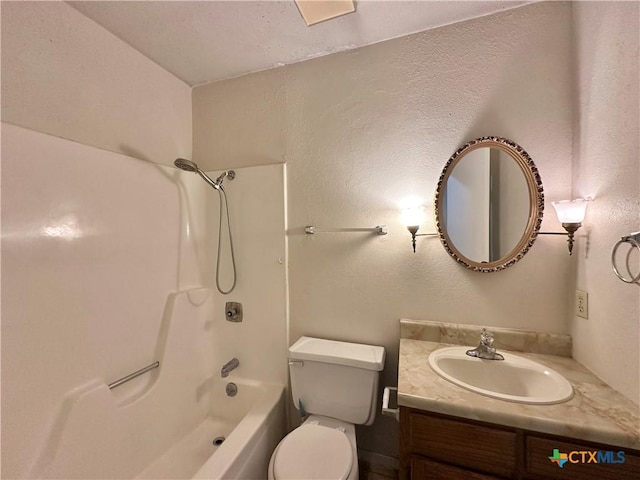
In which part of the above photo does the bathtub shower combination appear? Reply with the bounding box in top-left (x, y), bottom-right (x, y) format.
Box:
top-left (28, 288), bottom-right (286, 479)
top-left (3, 122), bottom-right (290, 480)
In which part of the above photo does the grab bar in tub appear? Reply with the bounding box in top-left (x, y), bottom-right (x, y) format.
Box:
top-left (108, 361), bottom-right (160, 390)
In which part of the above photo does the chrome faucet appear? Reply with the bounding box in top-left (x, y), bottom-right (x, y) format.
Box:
top-left (466, 329), bottom-right (504, 360)
top-left (221, 358), bottom-right (240, 378)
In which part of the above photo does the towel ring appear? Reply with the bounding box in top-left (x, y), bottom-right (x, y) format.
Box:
top-left (611, 234), bottom-right (640, 284)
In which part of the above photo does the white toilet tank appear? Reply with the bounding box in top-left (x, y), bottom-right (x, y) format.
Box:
top-left (288, 337), bottom-right (386, 426)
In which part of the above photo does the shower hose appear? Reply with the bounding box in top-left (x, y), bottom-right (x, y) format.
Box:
top-left (216, 185), bottom-right (237, 294)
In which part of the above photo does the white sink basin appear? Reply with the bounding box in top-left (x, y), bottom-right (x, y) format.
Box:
top-left (428, 346), bottom-right (573, 404)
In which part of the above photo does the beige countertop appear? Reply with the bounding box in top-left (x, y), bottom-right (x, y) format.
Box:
top-left (398, 320), bottom-right (640, 450)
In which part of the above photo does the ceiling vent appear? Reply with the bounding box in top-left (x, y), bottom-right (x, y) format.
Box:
top-left (294, 0), bottom-right (356, 26)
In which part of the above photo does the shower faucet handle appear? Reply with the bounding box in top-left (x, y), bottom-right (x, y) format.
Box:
top-left (225, 302), bottom-right (243, 322)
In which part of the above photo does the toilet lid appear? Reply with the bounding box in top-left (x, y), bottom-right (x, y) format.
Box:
top-left (273, 424), bottom-right (353, 480)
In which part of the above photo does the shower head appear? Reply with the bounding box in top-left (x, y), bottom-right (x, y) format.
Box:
top-left (174, 158), bottom-right (219, 189)
top-left (174, 158), bottom-right (235, 191)
top-left (174, 158), bottom-right (199, 172)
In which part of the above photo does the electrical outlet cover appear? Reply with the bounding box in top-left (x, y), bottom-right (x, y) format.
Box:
top-left (576, 290), bottom-right (588, 319)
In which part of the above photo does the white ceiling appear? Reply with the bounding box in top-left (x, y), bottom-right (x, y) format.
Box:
top-left (68, 0), bottom-right (532, 87)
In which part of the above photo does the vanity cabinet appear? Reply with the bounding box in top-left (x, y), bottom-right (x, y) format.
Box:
top-left (400, 407), bottom-right (640, 480)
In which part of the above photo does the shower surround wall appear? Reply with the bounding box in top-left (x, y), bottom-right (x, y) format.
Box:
top-left (193, 1), bottom-right (576, 459)
top-left (1, 124), bottom-right (181, 477)
top-left (1, 124), bottom-right (288, 478)
top-left (179, 163), bottom-right (289, 386)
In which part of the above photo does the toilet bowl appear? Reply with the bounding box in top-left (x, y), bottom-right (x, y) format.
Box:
top-left (268, 415), bottom-right (358, 480)
top-left (268, 336), bottom-right (385, 480)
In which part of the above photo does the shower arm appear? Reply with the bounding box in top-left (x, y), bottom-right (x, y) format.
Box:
top-left (197, 170), bottom-right (221, 190)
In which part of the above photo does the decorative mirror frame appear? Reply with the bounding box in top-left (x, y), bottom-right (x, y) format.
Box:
top-left (434, 136), bottom-right (544, 272)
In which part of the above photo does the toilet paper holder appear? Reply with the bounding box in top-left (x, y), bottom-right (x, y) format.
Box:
top-left (382, 386), bottom-right (399, 421)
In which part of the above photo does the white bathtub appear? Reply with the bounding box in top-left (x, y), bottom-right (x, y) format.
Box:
top-left (31, 377), bottom-right (285, 479)
top-left (28, 289), bottom-right (286, 480)
top-left (137, 379), bottom-right (285, 480)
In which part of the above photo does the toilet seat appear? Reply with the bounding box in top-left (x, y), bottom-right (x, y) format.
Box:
top-left (273, 423), bottom-right (353, 480)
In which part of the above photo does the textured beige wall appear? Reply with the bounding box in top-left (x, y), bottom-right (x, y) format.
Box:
top-left (194, 2), bottom-right (576, 458)
top-left (193, 67), bottom-right (286, 167)
top-left (571, 2), bottom-right (640, 405)
top-left (1, 1), bottom-right (192, 165)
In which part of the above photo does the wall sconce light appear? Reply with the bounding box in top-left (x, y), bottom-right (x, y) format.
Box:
top-left (402, 206), bottom-right (424, 253)
top-left (547, 197), bottom-right (592, 255)
top-left (401, 205), bottom-right (437, 252)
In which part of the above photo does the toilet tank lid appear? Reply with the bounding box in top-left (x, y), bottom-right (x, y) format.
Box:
top-left (289, 336), bottom-right (385, 371)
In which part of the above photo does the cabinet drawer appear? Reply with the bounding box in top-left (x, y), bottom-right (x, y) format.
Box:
top-left (407, 411), bottom-right (517, 478)
top-left (411, 455), bottom-right (503, 480)
top-left (526, 436), bottom-right (640, 480)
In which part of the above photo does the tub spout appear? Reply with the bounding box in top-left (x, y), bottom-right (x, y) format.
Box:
top-left (221, 358), bottom-right (239, 378)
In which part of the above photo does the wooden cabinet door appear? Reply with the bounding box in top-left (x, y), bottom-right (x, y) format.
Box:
top-left (405, 410), bottom-right (517, 478)
top-left (411, 455), bottom-right (505, 480)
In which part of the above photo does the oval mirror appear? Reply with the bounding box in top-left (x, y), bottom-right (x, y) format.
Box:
top-left (435, 137), bottom-right (544, 272)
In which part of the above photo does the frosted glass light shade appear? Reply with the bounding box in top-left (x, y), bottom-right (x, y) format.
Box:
top-left (551, 198), bottom-right (591, 224)
top-left (401, 205), bottom-right (425, 227)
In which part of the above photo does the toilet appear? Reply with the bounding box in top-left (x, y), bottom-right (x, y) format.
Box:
top-left (268, 336), bottom-right (386, 480)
